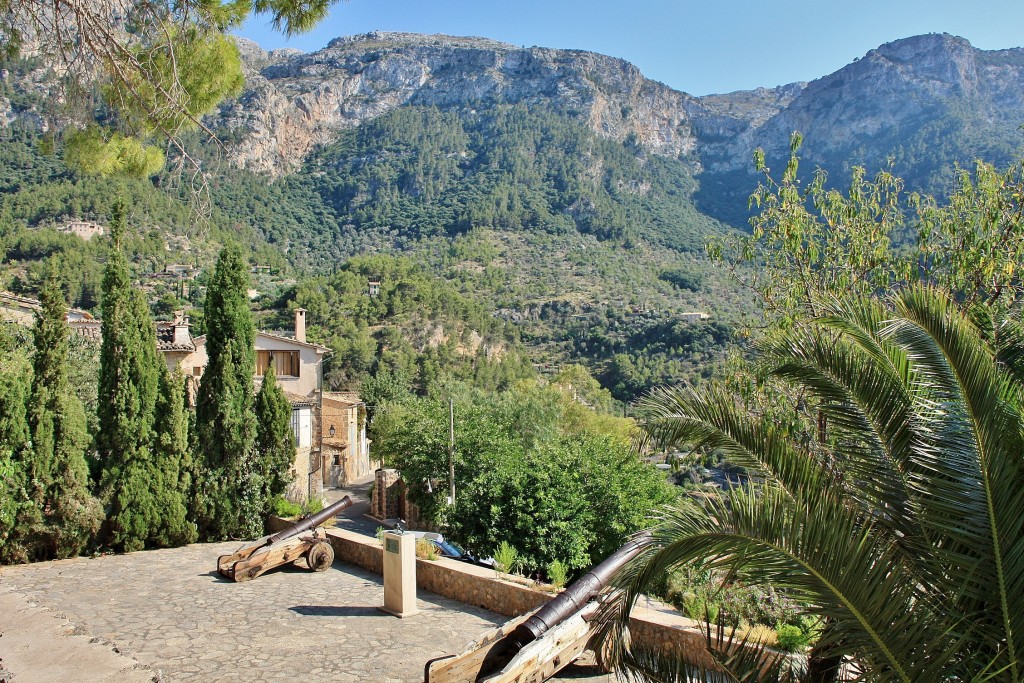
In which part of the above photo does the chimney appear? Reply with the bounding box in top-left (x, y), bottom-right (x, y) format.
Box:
top-left (295, 308), bottom-right (306, 343)
top-left (172, 310), bottom-right (191, 346)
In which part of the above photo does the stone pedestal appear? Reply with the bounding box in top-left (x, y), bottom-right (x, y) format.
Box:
top-left (379, 531), bottom-right (417, 618)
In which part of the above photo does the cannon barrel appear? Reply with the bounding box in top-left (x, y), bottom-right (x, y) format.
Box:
top-left (511, 531), bottom-right (650, 647)
top-left (266, 495), bottom-right (353, 545)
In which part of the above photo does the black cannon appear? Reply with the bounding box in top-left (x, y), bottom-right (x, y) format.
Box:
top-left (216, 496), bottom-right (353, 582)
top-left (425, 532), bottom-right (650, 682)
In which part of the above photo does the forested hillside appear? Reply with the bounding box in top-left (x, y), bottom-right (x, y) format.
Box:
top-left (5, 31), bottom-right (1024, 402)
top-left (1, 83), bottom-right (741, 401)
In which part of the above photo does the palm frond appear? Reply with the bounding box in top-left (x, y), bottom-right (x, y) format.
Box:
top-left (890, 286), bottom-right (1024, 679)
top-left (639, 383), bottom-right (835, 502)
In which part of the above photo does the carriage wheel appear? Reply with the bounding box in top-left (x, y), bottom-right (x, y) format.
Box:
top-left (307, 540), bottom-right (335, 571)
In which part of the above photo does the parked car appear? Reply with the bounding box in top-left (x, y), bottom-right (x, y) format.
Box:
top-left (406, 531), bottom-right (494, 568)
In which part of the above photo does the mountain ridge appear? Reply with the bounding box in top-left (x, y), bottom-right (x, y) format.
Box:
top-left (212, 31), bottom-right (1024, 228)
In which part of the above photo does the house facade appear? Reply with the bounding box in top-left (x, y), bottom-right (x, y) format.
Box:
top-left (321, 392), bottom-right (375, 488)
top-left (59, 220), bottom-right (105, 241)
top-left (159, 309), bottom-right (332, 503)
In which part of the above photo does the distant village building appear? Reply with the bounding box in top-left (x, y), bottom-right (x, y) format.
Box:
top-left (0, 291), bottom-right (101, 340)
top-left (58, 220), bottom-right (105, 241)
top-left (155, 312), bottom-right (197, 375)
top-left (368, 280), bottom-right (381, 297)
top-left (162, 264), bottom-right (197, 279)
top-left (679, 311), bottom-right (710, 323)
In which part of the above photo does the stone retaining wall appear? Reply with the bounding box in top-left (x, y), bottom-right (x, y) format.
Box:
top-left (326, 528), bottom-right (549, 617)
top-left (324, 527), bottom-right (710, 658)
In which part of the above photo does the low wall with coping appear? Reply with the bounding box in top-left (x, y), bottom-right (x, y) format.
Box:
top-left (324, 527), bottom-right (710, 660)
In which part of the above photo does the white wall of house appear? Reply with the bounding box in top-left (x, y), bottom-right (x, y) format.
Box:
top-left (254, 334), bottom-right (325, 396)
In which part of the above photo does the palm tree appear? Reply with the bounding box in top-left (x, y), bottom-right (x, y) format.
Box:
top-left (600, 287), bottom-right (1024, 682)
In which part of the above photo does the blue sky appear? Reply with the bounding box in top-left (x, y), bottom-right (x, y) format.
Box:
top-left (236, 0), bottom-right (1024, 96)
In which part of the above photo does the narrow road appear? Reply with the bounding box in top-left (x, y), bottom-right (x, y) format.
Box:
top-left (323, 473), bottom-right (382, 537)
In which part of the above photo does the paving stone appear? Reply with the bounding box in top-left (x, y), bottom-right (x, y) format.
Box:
top-left (0, 541), bottom-right (615, 681)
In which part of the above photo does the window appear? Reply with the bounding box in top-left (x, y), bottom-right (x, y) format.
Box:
top-left (290, 407), bottom-right (311, 448)
top-left (256, 350), bottom-right (300, 377)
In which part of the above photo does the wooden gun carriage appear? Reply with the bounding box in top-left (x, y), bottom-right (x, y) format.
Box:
top-left (216, 496), bottom-right (353, 582)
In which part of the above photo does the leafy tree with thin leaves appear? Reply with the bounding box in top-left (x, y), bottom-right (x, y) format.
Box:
top-left (2, 0), bottom-right (337, 178)
top-left (194, 243), bottom-right (260, 539)
top-left (600, 287), bottom-right (1024, 682)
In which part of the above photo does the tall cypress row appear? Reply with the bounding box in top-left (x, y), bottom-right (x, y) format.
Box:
top-left (22, 269), bottom-right (101, 560)
top-left (194, 244), bottom-right (259, 539)
top-left (97, 203), bottom-right (192, 551)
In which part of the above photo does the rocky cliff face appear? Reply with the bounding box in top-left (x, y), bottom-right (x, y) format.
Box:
top-left (701, 34), bottom-right (1024, 173)
top-left (217, 32), bottom-right (705, 175)
top-left (4, 29), bottom-right (1021, 224)
top-left (217, 31), bottom-right (1024, 207)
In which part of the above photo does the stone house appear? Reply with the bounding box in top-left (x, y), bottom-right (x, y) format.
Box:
top-left (58, 220), bottom-right (105, 241)
top-left (159, 309), bottom-right (332, 503)
top-left (0, 291), bottom-right (102, 340)
top-left (321, 391), bottom-right (375, 488)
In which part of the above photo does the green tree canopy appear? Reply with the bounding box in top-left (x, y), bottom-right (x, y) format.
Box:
top-left (371, 378), bottom-right (670, 573)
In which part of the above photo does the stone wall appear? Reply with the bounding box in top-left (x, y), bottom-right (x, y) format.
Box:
top-left (327, 528), bottom-right (548, 617)
top-left (324, 527), bottom-right (712, 661)
top-left (370, 469), bottom-right (423, 527)
top-left (285, 446), bottom-right (313, 503)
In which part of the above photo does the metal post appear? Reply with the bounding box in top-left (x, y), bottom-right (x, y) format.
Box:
top-left (448, 398), bottom-right (455, 507)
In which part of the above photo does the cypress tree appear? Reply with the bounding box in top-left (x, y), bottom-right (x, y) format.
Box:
top-left (22, 269), bottom-right (101, 560)
top-left (194, 244), bottom-right (259, 539)
top-left (255, 365), bottom-right (296, 508)
top-left (96, 203), bottom-right (192, 551)
top-left (151, 369), bottom-right (197, 546)
top-left (0, 333), bottom-right (31, 562)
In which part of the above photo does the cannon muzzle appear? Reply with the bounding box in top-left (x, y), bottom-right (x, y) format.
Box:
top-left (511, 531), bottom-right (650, 647)
top-left (267, 495), bottom-right (354, 545)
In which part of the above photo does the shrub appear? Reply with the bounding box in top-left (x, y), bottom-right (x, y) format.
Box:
top-left (546, 559), bottom-right (568, 588)
top-left (272, 496), bottom-right (302, 518)
top-left (493, 540), bottom-right (520, 574)
top-left (742, 624), bottom-right (778, 648)
top-left (774, 624), bottom-right (809, 652)
top-left (416, 538), bottom-right (439, 560)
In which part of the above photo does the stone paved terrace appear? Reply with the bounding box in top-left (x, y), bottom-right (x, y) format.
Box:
top-left (0, 541), bottom-right (614, 682)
